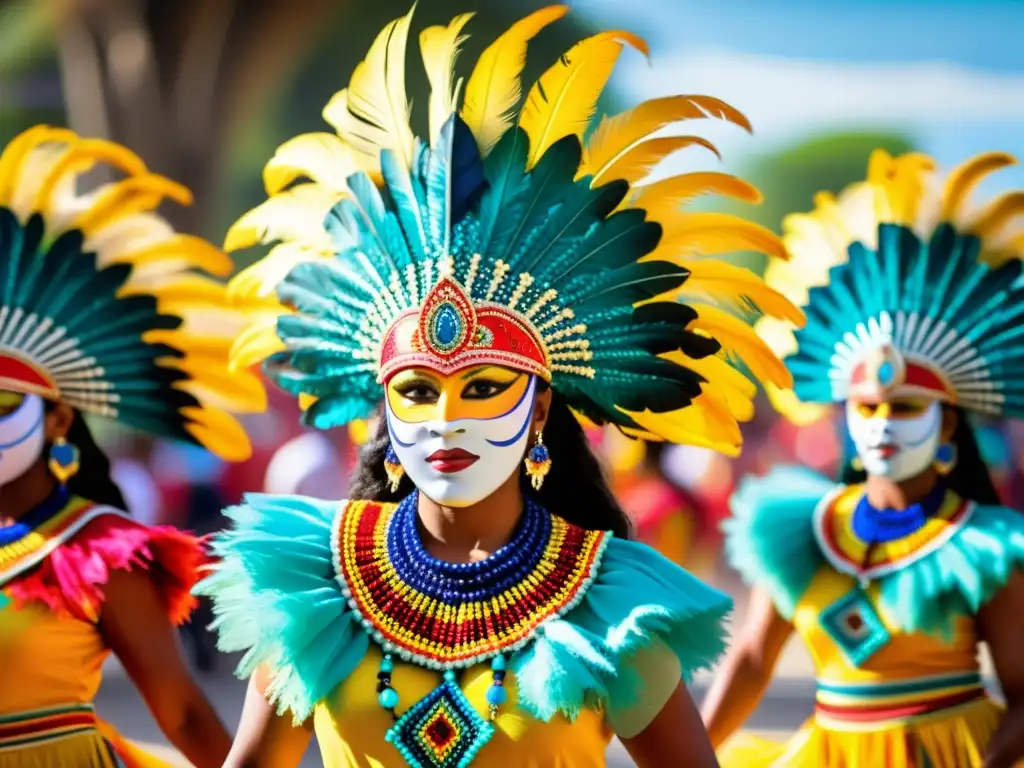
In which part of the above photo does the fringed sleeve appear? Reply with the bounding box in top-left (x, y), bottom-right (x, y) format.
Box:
top-left (8, 513), bottom-right (205, 624)
top-left (721, 465), bottom-right (835, 619)
top-left (512, 537), bottom-right (732, 736)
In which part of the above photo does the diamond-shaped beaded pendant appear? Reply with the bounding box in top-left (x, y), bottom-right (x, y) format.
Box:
top-left (818, 589), bottom-right (891, 667)
top-left (385, 671), bottom-right (495, 768)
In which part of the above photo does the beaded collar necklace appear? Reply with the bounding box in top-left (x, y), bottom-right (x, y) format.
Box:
top-left (333, 494), bottom-right (610, 768)
top-left (852, 483), bottom-right (946, 544)
top-left (0, 486), bottom-right (69, 547)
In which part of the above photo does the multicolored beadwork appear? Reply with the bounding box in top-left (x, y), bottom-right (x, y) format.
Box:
top-left (523, 433), bottom-right (551, 491)
top-left (384, 443), bottom-right (405, 493)
top-left (334, 495), bottom-right (609, 668)
top-left (384, 670), bottom-right (495, 768)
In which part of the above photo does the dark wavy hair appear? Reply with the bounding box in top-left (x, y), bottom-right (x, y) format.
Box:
top-left (348, 391), bottom-right (632, 538)
top-left (839, 404), bottom-right (1001, 506)
top-left (44, 402), bottom-right (129, 510)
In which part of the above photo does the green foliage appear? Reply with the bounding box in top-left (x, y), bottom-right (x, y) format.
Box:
top-left (0, 0), bottom-right (54, 75)
top-left (745, 130), bottom-right (917, 234)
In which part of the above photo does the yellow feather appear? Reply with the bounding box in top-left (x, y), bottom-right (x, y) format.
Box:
top-left (180, 405), bottom-right (253, 462)
top-left (966, 191), bottom-right (1024, 241)
top-left (224, 184), bottom-right (342, 252)
top-left (321, 4), bottom-right (417, 172)
top-left (420, 12), bottom-right (475, 145)
top-left (109, 235), bottom-right (234, 278)
top-left (619, 397), bottom-right (742, 456)
top-left (519, 30), bottom-right (648, 169)
top-left (300, 393), bottom-right (320, 412)
top-left (582, 94), bottom-right (748, 182)
top-left (263, 133), bottom-right (361, 195)
top-left (228, 241), bottom-right (328, 300)
top-left (633, 173), bottom-right (762, 222)
top-left (688, 303), bottom-right (793, 388)
top-left (461, 5), bottom-right (569, 155)
top-left (660, 348), bottom-right (756, 421)
top-left (0, 126), bottom-right (77, 207)
top-left (765, 382), bottom-right (830, 427)
top-left (661, 258), bottom-right (806, 325)
top-left (941, 151), bottom-right (1016, 221)
top-left (167, 354), bottom-right (268, 413)
top-left (582, 136), bottom-right (719, 185)
top-left (121, 273), bottom-right (224, 303)
top-left (230, 318), bottom-right (287, 372)
top-left (72, 175), bottom-right (192, 236)
top-left (653, 212), bottom-right (787, 261)
top-left (36, 140), bottom-right (148, 217)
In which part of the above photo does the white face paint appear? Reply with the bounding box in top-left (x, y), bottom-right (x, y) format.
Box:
top-left (385, 375), bottom-right (538, 508)
top-left (0, 394), bottom-right (46, 489)
top-left (845, 398), bottom-right (942, 482)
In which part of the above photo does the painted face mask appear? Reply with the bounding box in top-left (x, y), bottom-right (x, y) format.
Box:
top-left (384, 366), bottom-right (537, 508)
top-left (0, 393), bottom-right (46, 489)
top-left (845, 397), bottom-right (942, 482)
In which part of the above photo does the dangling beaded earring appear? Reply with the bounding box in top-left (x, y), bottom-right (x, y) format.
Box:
top-left (524, 431), bottom-right (551, 491)
top-left (48, 437), bottom-right (80, 487)
top-left (933, 442), bottom-right (957, 476)
top-left (384, 443), bottom-right (404, 493)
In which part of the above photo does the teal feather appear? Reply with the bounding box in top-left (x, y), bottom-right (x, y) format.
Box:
top-left (0, 208), bottom-right (206, 442)
top-left (380, 148), bottom-right (427, 260)
top-left (475, 128), bottom-right (530, 261)
top-left (723, 466), bottom-right (835, 619)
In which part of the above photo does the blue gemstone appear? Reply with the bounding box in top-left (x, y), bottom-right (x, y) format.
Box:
top-left (935, 443), bottom-right (955, 463)
top-left (877, 361), bottom-right (895, 386)
top-left (490, 655), bottom-right (506, 672)
top-left (433, 303), bottom-right (462, 347)
top-left (819, 589), bottom-right (890, 667)
top-left (379, 687), bottom-right (399, 709)
top-left (485, 685), bottom-right (508, 707)
top-left (50, 442), bottom-right (78, 466)
top-left (380, 656), bottom-right (394, 674)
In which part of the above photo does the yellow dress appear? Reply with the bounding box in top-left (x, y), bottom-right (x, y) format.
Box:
top-left (0, 494), bottom-right (204, 767)
top-left (722, 468), bottom-right (1024, 768)
top-left (198, 494), bottom-right (733, 768)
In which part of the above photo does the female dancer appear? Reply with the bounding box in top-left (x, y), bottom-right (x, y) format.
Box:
top-left (703, 150), bottom-right (1024, 767)
top-left (0, 126), bottom-right (262, 767)
top-left (196, 4), bottom-right (802, 767)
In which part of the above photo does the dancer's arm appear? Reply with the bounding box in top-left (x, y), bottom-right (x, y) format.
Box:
top-left (100, 568), bottom-right (231, 768)
top-left (621, 682), bottom-right (720, 767)
top-left (700, 587), bottom-right (794, 747)
top-left (979, 570), bottom-right (1024, 768)
top-left (224, 670), bottom-right (314, 768)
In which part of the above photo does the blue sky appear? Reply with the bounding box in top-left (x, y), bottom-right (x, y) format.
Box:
top-left (575, 0), bottom-right (1024, 191)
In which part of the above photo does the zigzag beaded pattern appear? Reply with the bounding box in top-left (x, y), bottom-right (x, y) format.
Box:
top-left (334, 496), bottom-right (609, 669)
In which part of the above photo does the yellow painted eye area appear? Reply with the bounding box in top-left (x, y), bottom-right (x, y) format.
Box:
top-left (0, 391), bottom-right (26, 418)
top-left (852, 397), bottom-right (931, 420)
top-left (386, 366), bottom-right (530, 423)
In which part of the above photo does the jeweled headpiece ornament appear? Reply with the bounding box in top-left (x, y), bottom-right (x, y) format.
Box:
top-left (0, 126), bottom-right (264, 460)
top-left (226, 4), bottom-right (803, 455)
top-left (758, 149), bottom-right (1024, 422)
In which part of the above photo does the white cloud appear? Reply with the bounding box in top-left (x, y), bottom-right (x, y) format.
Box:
top-left (610, 48), bottom-right (1024, 174)
top-left (618, 48), bottom-right (1024, 130)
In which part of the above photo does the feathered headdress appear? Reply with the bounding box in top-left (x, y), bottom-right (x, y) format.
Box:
top-left (0, 126), bottom-right (265, 460)
top-left (758, 149), bottom-right (1024, 424)
top-left (225, 4), bottom-right (803, 456)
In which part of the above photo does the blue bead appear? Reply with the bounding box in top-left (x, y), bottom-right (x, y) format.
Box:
top-left (379, 687), bottom-right (399, 709)
top-left (485, 685), bottom-right (508, 706)
top-left (379, 656), bottom-right (394, 674)
top-left (877, 361), bottom-right (895, 386)
top-left (936, 443), bottom-right (954, 463)
top-left (529, 444), bottom-right (549, 462)
top-left (444, 669), bottom-right (457, 682)
top-left (490, 655), bottom-right (506, 672)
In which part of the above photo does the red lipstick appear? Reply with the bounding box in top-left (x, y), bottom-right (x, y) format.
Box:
top-left (426, 448), bottom-right (479, 473)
